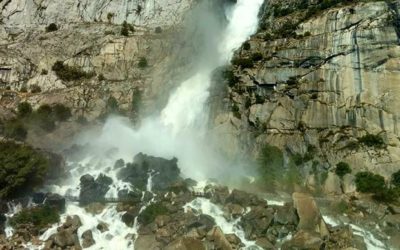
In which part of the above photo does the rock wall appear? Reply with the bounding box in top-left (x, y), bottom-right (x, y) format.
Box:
top-left (1, 0), bottom-right (192, 32)
top-left (210, 0), bottom-right (400, 179)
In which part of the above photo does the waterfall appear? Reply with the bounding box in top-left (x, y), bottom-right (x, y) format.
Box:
top-left (28, 0), bottom-right (265, 249)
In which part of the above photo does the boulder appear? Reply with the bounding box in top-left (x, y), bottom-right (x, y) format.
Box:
top-left (327, 225), bottom-right (367, 250)
top-left (44, 193), bottom-right (66, 212)
top-left (53, 229), bottom-right (79, 248)
top-left (342, 174), bottom-right (357, 194)
top-left (281, 230), bottom-right (323, 250)
top-left (32, 192), bottom-right (46, 204)
top-left (134, 234), bottom-right (163, 250)
top-left (85, 202), bottom-right (106, 215)
top-left (207, 227), bottom-right (233, 250)
top-left (225, 189), bottom-right (260, 206)
top-left (117, 189), bottom-right (142, 203)
top-left (165, 237), bottom-right (206, 250)
top-left (323, 172), bottom-right (342, 195)
top-left (97, 222), bottom-right (109, 232)
top-left (79, 174), bottom-right (113, 205)
top-left (82, 230), bottom-right (95, 248)
top-left (117, 153), bottom-right (181, 191)
top-left (209, 186), bottom-right (230, 204)
top-left (62, 215), bottom-right (82, 233)
top-left (274, 203), bottom-right (299, 226)
top-left (255, 237), bottom-right (275, 249)
top-left (186, 214), bottom-right (216, 232)
top-left (292, 192), bottom-right (329, 237)
top-left (240, 204), bottom-right (274, 239)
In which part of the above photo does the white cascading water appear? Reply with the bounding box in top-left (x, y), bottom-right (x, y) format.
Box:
top-left (13, 0), bottom-right (265, 249)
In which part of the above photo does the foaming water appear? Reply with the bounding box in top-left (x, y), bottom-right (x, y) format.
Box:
top-left (184, 198), bottom-right (262, 249)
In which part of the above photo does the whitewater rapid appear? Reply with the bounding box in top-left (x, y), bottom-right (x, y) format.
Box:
top-left (24, 0), bottom-right (266, 249)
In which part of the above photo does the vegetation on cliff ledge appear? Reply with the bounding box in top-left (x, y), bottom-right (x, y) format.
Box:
top-left (52, 61), bottom-right (95, 81)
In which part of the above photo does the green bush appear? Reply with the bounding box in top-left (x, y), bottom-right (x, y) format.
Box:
top-left (232, 58), bottom-right (254, 69)
top-left (98, 74), bottom-right (106, 81)
top-left (0, 141), bottom-right (49, 198)
top-left (4, 121), bottom-right (27, 141)
top-left (355, 171), bottom-right (386, 193)
top-left (138, 57), bottom-right (148, 68)
top-left (52, 61), bottom-right (95, 81)
top-left (10, 205), bottom-right (59, 230)
top-left (359, 134), bottom-right (385, 148)
top-left (17, 102), bottom-right (32, 118)
top-left (222, 69), bottom-right (237, 87)
top-left (34, 104), bottom-right (55, 132)
top-left (251, 52), bottom-right (263, 62)
top-left (335, 162), bottom-right (352, 178)
top-left (155, 27), bottom-right (162, 33)
top-left (373, 188), bottom-right (399, 203)
top-left (46, 23), bottom-right (58, 32)
top-left (121, 21), bottom-right (131, 36)
top-left (52, 104), bottom-right (72, 122)
top-left (30, 85), bottom-right (42, 93)
top-left (392, 170), bottom-right (400, 187)
top-left (243, 41), bottom-right (251, 50)
top-left (138, 202), bottom-right (168, 225)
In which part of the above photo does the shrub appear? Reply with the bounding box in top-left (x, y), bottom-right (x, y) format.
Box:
top-left (121, 21), bottom-right (129, 36)
top-left (41, 69), bottom-right (48, 75)
top-left (232, 58), bottom-right (254, 69)
top-left (359, 134), bottom-right (385, 148)
top-left (35, 104), bottom-right (55, 132)
top-left (138, 57), bottom-right (148, 68)
top-left (335, 162), bottom-right (352, 178)
top-left (243, 41), bottom-right (251, 50)
top-left (17, 102), bottom-right (33, 117)
top-left (137, 202), bottom-right (168, 225)
top-left (10, 205), bottom-right (59, 230)
top-left (107, 13), bottom-right (114, 23)
top-left (373, 188), bottom-right (399, 203)
top-left (20, 87), bottom-right (27, 93)
top-left (222, 69), bottom-right (237, 87)
top-left (155, 26), bottom-right (162, 33)
top-left (52, 104), bottom-right (72, 122)
top-left (46, 23), bottom-right (58, 32)
top-left (0, 141), bottom-right (49, 198)
top-left (4, 121), bottom-right (27, 141)
top-left (30, 85), bottom-right (42, 93)
top-left (98, 74), bottom-right (105, 81)
top-left (355, 171), bottom-right (386, 193)
top-left (251, 52), bottom-right (263, 62)
top-left (392, 170), bottom-right (400, 187)
top-left (52, 61), bottom-right (95, 81)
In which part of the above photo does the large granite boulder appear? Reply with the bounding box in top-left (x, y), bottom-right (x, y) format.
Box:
top-left (79, 174), bottom-right (113, 205)
top-left (117, 153), bottom-right (181, 191)
top-left (292, 192), bottom-right (329, 238)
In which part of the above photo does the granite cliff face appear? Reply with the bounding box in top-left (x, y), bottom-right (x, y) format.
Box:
top-left (210, 0), bottom-right (400, 183)
top-left (0, 0), bottom-right (196, 148)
